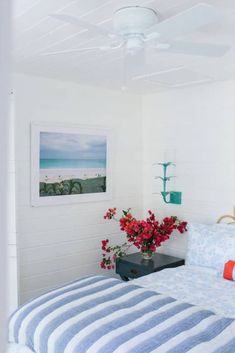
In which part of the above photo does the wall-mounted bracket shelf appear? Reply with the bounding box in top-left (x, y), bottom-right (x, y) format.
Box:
top-left (154, 162), bottom-right (182, 205)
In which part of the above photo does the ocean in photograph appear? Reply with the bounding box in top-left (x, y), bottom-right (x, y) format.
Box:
top-left (40, 158), bottom-right (106, 169)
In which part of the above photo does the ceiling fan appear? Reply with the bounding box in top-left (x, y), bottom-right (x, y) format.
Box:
top-left (43, 3), bottom-right (230, 59)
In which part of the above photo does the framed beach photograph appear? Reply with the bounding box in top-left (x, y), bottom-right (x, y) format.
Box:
top-left (31, 123), bottom-right (113, 206)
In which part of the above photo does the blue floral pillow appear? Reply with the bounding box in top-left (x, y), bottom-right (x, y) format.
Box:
top-left (186, 223), bottom-right (235, 274)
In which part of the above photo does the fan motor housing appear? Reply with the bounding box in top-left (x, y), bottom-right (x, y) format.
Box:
top-left (113, 6), bottom-right (158, 36)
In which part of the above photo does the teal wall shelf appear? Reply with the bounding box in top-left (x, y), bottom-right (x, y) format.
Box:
top-left (155, 162), bottom-right (182, 205)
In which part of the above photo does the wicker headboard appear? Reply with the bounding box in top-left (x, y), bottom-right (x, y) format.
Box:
top-left (217, 206), bottom-right (235, 224)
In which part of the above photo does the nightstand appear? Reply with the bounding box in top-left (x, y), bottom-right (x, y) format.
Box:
top-left (116, 252), bottom-right (184, 281)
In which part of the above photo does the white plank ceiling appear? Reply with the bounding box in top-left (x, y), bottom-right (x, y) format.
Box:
top-left (12, 0), bottom-right (235, 94)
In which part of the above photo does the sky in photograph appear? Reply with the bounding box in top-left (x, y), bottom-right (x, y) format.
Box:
top-left (40, 132), bottom-right (107, 160)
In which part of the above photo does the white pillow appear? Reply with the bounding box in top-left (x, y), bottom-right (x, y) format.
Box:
top-left (186, 223), bottom-right (235, 274)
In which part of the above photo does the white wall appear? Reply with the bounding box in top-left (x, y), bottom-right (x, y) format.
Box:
top-left (0, 0), bottom-right (11, 348)
top-left (14, 74), bottom-right (143, 303)
top-left (143, 80), bottom-right (235, 258)
top-left (8, 93), bottom-right (18, 314)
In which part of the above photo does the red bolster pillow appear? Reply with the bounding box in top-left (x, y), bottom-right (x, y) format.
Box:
top-left (223, 260), bottom-right (235, 281)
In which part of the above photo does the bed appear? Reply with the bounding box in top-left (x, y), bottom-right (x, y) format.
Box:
top-left (8, 222), bottom-right (235, 353)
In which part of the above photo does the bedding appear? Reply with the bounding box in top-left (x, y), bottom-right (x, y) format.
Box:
top-left (133, 265), bottom-right (235, 318)
top-left (186, 223), bottom-right (235, 273)
top-left (9, 275), bottom-right (235, 353)
top-left (8, 343), bottom-right (34, 353)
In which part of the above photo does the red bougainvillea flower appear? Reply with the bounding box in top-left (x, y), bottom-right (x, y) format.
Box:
top-left (100, 261), bottom-right (106, 269)
top-left (100, 208), bottom-right (187, 270)
top-left (104, 208), bottom-right (117, 220)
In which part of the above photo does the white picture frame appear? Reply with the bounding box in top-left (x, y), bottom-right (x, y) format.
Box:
top-left (31, 123), bottom-right (113, 206)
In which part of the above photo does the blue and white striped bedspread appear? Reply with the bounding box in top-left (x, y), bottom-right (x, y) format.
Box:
top-left (9, 276), bottom-right (235, 353)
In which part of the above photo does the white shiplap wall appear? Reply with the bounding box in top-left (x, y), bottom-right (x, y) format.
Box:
top-left (8, 94), bottom-right (18, 314)
top-left (142, 80), bottom-right (235, 258)
top-left (14, 74), bottom-right (143, 303)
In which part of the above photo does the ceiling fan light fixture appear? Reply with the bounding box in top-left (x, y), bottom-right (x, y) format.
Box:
top-left (126, 35), bottom-right (144, 54)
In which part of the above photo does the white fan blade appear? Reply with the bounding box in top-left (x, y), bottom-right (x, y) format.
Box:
top-left (154, 41), bottom-right (230, 57)
top-left (145, 3), bottom-right (219, 40)
top-left (41, 43), bottom-right (124, 56)
top-left (51, 14), bottom-right (114, 39)
top-left (41, 47), bottom-right (109, 56)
